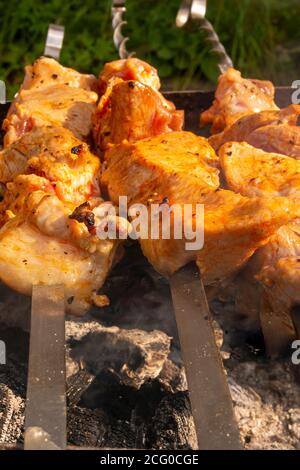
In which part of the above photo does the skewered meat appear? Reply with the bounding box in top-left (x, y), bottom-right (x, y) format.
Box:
top-left (0, 56), bottom-right (134, 314)
top-left (20, 56), bottom-right (97, 91)
top-left (200, 67), bottom-right (278, 133)
top-left (93, 79), bottom-right (183, 153)
top-left (219, 141), bottom-right (300, 198)
top-left (209, 104), bottom-right (300, 152)
top-left (101, 131), bottom-right (300, 285)
top-left (0, 213), bottom-right (119, 315)
top-left (247, 124), bottom-right (300, 160)
top-left (219, 137), bottom-right (300, 340)
top-left (98, 58), bottom-right (161, 94)
top-left (102, 131), bottom-right (219, 203)
top-left (0, 126), bottom-right (101, 205)
top-left (0, 123), bottom-right (125, 314)
top-left (3, 57), bottom-right (98, 146)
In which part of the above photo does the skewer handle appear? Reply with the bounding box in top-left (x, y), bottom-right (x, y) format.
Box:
top-left (112, 0), bottom-right (134, 59)
top-left (43, 24), bottom-right (65, 60)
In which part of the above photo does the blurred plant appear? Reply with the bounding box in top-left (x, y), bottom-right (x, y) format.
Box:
top-left (0, 0), bottom-right (299, 98)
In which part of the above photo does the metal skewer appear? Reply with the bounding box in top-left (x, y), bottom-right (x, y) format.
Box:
top-left (110, 0), bottom-right (242, 449)
top-left (170, 263), bottom-right (242, 450)
top-left (43, 24), bottom-right (65, 61)
top-left (24, 26), bottom-right (66, 451)
top-left (24, 285), bottom-right (66, 450)
top-left (176, 0), bottom-right (233, 73)
top-left (112, 0), bottom-right (134, 59)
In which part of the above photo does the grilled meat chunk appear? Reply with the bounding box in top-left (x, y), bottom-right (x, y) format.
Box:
top-left (0, 213), bottom-right (118, 315)
top-left (3, 57), bottom-right (98, 146)
top-left (101, 132), bottom-right (300, 285)
top-left (0, 126), bottom-right (101, 205)
top-left (99, 58), bottom-right (161, 94)
top-left (20, 56), bottom-right (97, 91)
top-left (219, 136), bottom-right (300, 337)
top-left (4, 86), bottom-right (98, 146)
top-left (0, 123), bottom-right (122, 315)
top-left (200, 67), bottom-right (278, 133)
top-left (93, 79), bottom-right (183, 153)
top-left (219, 142), bottom-right (300, 198)
top-left (102, 131), bottom-right (219, 204)
top-left (209, 104), bottom-right (300, 152)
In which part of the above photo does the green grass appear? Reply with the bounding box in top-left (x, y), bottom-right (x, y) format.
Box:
top-left (0, 0), bottom-right (299, 98)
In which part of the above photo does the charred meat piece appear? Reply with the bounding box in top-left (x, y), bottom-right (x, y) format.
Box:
top-left (200, 68), bottom-right (278, 133)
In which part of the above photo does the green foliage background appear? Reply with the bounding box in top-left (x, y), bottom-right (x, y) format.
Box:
top-left (0, 0), bottom-right (300, 98)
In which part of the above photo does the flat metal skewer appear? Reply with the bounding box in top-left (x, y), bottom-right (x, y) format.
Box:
top-left (43, 24), bottom-right (65, 60)
top-left (23, 26), bottom-right (67, 451)
top-left (24, 285), bottom-right (66, 450)
top-left (170, 263), bottom-right (242, 450)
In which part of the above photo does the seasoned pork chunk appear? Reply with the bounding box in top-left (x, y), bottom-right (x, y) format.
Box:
top-left (0, 213), bottom-right (118, 315)
top-left (101, 132), bottom-right (300, 285)
top-left (0, 126), bottom-right (101, 205)
top-left (219, 137), bottom-right (300, 343)
top-left (102, 131), bottom-right (219, 203)
top-left (219, 142), bottom-right (300, 198)
top-left (93, 79), bottom-right (183, 153)
top-left (99, 58), bottom-right (161, 94)
top-left (3, 57), bottom-right (98, 146)
top-left (0, 124), bottom-right (123, 315)
top-left (209, 104), bottom-right (300, 152)
top-left (200, 67), bottom-right (278, 133)
top-left (20, 56), bottom-right (97, 91)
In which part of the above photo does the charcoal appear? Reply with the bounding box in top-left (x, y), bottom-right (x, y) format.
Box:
top-left (101, 419), bottom-right (138, 449)
top-left (157, 359), bottom-right (187, 393)
top-left (67, 321), bottom-right (171, 389)
top-left (79, 370), bottom-right (139, 419)
top-left (67, 406), bottom-right (106, 447)
top-left (0, 384), bottom-right (24, 444)
top-left (146, 392), bottom-right (198, 450)
top-left (67, 370), bottom-right (95, 407)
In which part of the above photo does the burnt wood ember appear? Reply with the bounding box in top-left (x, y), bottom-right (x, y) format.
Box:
top-left (67, 370), bottom-right (95, 407)
top-left (146, 392), bottom-right (197, 450)
top-left (0, 384), bottom-right (24, 444)
top-left (67, 406), bottom-right (106, 447)
top-left (0, 291), bottom-right (300, 449)
top-left (67, 321), bottom-right (171, 389)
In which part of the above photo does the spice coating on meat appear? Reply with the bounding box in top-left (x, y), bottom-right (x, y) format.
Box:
top-left (209, 105), bottom-right (300, 163)
top-left (200, 67), bottom-right (278, 133)
top-left (3, 57), bottom-right (98, 146)
top-left (99, 58), bottom-right (161, 94)
top-left (93, 79), bottom-right (183, 153)
top-left (219, 141), bottom-right (300, 198)
top-left (102, 131), bottom-right (300, 284)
